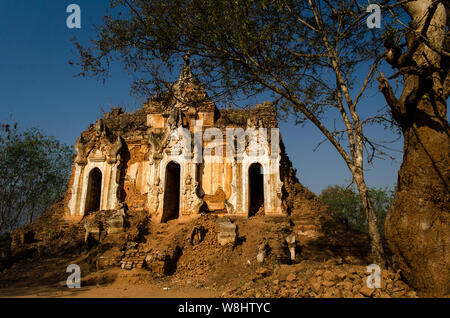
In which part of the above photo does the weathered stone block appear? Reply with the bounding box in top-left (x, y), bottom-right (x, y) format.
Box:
top-left (217, 232), bottom-right (236, 246)
top-left (106, 210), bottom-right (127, 234)
top-left (84, 219), bottom-right (102, 247)
top-left (145, 252), bottom-right (171, 275)
top-left (217, 218), bottom-right (237, 246)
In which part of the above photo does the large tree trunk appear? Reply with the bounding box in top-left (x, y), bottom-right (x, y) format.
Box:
top-left (385, 98), bottom-right (450, 296)
top-left (379, 0), bottom-right (449, 296)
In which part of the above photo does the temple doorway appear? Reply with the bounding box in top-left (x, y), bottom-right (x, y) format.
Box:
top-left (85, 167), bottom-right (102, 214)
top-left (249, 163), bottom-right (264, 217)
top-left (162, 161), bottom-right (181, 222)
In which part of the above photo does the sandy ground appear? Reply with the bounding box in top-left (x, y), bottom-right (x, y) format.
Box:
top-left (0, 265), bottom-right (222, 298)
top-left (0, 282), bottom-right (220, 298)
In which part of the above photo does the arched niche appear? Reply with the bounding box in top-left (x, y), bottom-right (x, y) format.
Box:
top-left (161, 161), bottom-right (181, 222)
top-left (248, 162), bottom-right (264, 217)
top-left (85, 167), bottom-right (103, 214)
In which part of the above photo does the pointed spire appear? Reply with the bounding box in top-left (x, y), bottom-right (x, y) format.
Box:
top-left (170, 53), bottom-right (215, 112)
top-left (183, 52), bottom-right (191, 66)
top-left (178, 52), bottom-right (193, 82)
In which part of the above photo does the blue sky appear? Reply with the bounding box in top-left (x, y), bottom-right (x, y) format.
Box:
top-left (0, 0), bottom-right (404, 194)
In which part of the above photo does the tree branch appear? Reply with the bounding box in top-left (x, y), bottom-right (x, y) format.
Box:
top-left (377, 72), bottom-right (405, 122)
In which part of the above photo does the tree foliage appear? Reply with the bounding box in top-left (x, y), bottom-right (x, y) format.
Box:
top-left (0, 123), bottom-right (73, 232)
top-left (319, 184), bottom-right (394, 236)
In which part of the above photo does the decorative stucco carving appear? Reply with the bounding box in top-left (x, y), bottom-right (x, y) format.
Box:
top-left (224, 183), bottom-right (237, 214)
top-left (74, 136), bottom-right (87, 165)
top-left (149, 109), bottom-right (185, 163)
top-left (183, 174), bottom-right (203, 214)
top-left (149, 177), bottom-right (163, 214)
top-left (107, 136), bottom-right (123, 164)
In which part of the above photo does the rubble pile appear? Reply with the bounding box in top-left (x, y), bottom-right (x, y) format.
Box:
top-left (226, 261), bottom-right (418, 298)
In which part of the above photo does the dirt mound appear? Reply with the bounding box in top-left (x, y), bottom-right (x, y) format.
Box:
top-left (168, 215), bottom-right (292, 290)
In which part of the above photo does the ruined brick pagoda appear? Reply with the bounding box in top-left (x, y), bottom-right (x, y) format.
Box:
top-left (66, 56), bottom-right (293, 224)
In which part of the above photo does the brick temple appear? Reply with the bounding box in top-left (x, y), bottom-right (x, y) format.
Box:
top-left (66, 57), bottom-right (295, 223)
